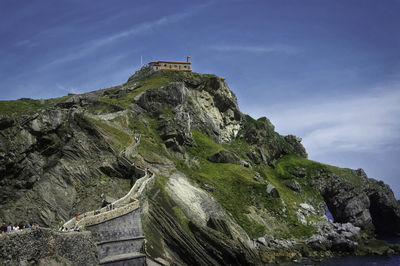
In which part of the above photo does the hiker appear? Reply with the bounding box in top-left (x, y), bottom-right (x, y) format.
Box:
top-left (75, 215), bottom-right (79, 221)
top-left (25, 221), bottom-right (32, 228)
top-left (18, 221), bottom-right (24, 229)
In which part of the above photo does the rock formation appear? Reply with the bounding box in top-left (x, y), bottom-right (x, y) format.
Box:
top-left (1, 68), bottom-right (400, 265)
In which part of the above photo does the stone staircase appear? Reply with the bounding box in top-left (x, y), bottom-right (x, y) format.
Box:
top-left (62, 135), bottom-right (154, 265)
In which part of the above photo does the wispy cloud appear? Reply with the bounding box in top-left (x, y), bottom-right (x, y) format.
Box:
top-left (245, 87), bottom-right (400, 156)
top-left (210, 44), bottom-right (300, 55)
top-left (45, 5), bottom-right (208, 68)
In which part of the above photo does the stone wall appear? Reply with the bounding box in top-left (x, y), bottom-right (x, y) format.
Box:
top-left (0, 228), bottom-right (98, 265)
top-left (87, 206), bottom-right (143, 242)
top-left (151, 62), bottom-right (191, 71)
top-left (78, 201), bottom-right (140, 228)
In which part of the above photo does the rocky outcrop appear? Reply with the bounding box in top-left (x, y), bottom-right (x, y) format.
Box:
top-left (0, 108), bottom-right (141, 228)
top-left (306, 221), bottom-right (361, 252)
top-left (0, 228), bottom-right (98, 265)
top-left (143, 197), bottom-right (259, 265)
top-left (285, 179), bottom-right (301, 192)
top-left (314, 169), bottom-right (400, 234)
top-left (266, 184), bottom-right (280, 198)
top-left (284, 135), bottom-right (308, 158)
top-left (207, 150), bottom-right (240, 164)
top-left (2, 69), bottom-right (400, 265)
top-left (134, 74), bottom-right (243, 145)
top-left (0, 115), bottom-right (14, 130)
top-left (366, 180), bottom-right (400, 234)
top-left (242, 116), bottom-right (307, 165)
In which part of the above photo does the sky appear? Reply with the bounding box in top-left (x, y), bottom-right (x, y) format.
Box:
top-left (1, 0), bottom-right (399, 196)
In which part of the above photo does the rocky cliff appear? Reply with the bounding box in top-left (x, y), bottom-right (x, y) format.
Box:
top-left (1, 68), bottom-right (400, 264)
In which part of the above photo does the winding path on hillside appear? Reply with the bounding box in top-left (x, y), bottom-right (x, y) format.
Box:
top-left (62, 135), bottom-right (154, 265)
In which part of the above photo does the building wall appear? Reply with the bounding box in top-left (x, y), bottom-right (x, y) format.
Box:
top-left (152, 62), bottom-right (191, 71)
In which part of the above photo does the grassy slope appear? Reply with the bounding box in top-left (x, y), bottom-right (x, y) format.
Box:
top-left (182, 131), bottom-right (325, 239)
top-left (83, 73), bottom-right (365, 240)
top-left (0, 96), bottom-right (71, 116)
top-left (1, 70), bottom-right (366, 241)
top-left (98, 71), bottom-right (180, 108)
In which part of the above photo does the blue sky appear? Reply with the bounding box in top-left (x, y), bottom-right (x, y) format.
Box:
top-left (1, 0), bottom-right (399, 196)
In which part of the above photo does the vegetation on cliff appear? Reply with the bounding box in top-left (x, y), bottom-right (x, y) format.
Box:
top-left (1, 68), bottom-right (400, 264)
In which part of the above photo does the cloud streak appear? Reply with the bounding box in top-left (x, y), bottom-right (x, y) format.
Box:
top-left (45, 5), bottom-right (208, 68)
top-left (210, 44), bottom-right (299, 55)
top-left (245, 87), bottom-right (400, 156)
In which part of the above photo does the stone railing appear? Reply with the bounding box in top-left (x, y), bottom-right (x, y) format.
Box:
top-left (76, 200), bottom-right (140, 228)
top-left (62, 168), bottom-right (149, 230)
top-left (112, 172), bottom-right (149, 209)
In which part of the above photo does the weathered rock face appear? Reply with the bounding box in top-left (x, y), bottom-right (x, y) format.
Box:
top-left (142, 172), bottom-right (259, 265)
top-left (306, 220), bottom-right (361, 252)
top-left (207, 150), bottom-right (240, 164)
top-left (242, 116), bottom-right (307, 165)
top-left (314, 169), bottom-right (400, 234)
top-left (266, 184), bottom-right (280, 198)
top-left (134, 75), bottom-right (243, 145)
top-left (0, 108), bottom-right (139, 227)
top-left (2, 69), bottom-right (400, 265)
top-left (285, 179), bottom-right (301, 192)
top-left (0, 228), bottom-right (98, 265)
top-left (367, 180), bottom-right (400, 234)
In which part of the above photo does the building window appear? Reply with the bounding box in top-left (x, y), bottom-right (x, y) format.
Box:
top-left (164, 64), bottom-right (167, 67)
top-left (184, 66), bottom-right (186, 68)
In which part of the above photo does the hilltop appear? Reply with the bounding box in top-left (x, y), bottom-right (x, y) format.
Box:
top-left (1, 67), bottom-right (400, 264)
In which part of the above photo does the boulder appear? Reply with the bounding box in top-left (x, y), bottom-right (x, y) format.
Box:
top-left (284, 135), bottom-right (308, 158)
top-left (266, 184), bottom-right (280, 198)
top-left (203, 184), bottom-right (215, 192)
top-left (289, 167), bottom-right (307, 178)
top-left (207, 150), bottom-right (240, 164)
top-left (0, 115), bottom-right (14, 130)
top-left (285, 179), bottom-right (301, 192)
top-left (253, 172), bottom-right (262, 182)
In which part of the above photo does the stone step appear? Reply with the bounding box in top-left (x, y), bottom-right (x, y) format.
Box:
top-left (99, 252), bottom-right (146, 265)
top-left (97, 236), bottom-right (145, 260)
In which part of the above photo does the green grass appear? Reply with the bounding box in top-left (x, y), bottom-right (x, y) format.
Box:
top-left (98, 71), bottom-right (178, 108)
top-left (275, 154), bottom-right (362, 186)
top-left (179, 131), bottom-right (325, 239)
top-left (0, 95), bottom-right (71, 116)
top-left (86, 102), bottom-right (121, 114)
top-left (183, 131), bottom-right (271, 238)
top-left (86, 116), bottom-right (133, 154)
